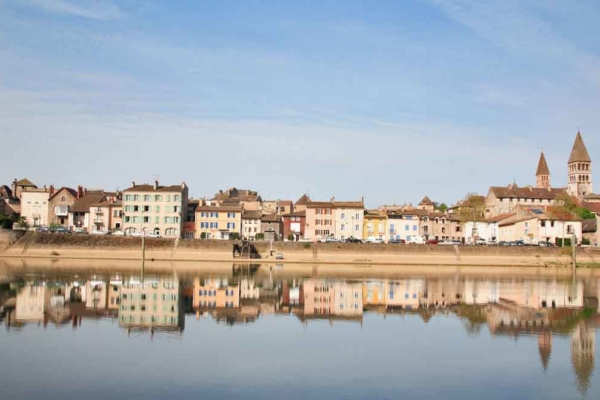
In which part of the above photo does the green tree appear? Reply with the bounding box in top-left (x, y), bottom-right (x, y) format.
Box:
top-left (229, 233), bottom-right (240, 240)
top-left (200, 232), bottom-right (207, 240)
top-left (457, 194), bottom-right (486, 241)
top-left (435, 203), bottom-right (448, 213)
top-left (287, 233), bottom-right (295, 241)
top-left (576, 207), bottom-right (595, 220)
top-left (255, 233), bottom-right (265, 240)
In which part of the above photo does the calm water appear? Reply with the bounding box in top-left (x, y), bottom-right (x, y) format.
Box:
top-left (1, 264), bottom-right (599, 400)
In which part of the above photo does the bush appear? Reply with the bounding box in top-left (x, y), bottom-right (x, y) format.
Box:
top-left (255, 233), bottom-right (265, 240)
top-left (556, 238), bottom-right (572, 247)
top-left (200, 232), bottom-right (207, 240)
top-left (582, 238), bottom-right (591, 245)
top-left (287, 233), bottom-right (295, 241)
top-left (303, 242), bottom-right (311, 249)
top-left (229, 233), bottom-right (240, 240)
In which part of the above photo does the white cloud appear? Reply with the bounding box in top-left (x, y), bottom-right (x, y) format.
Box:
top-left (22, 0), bottom-right (123, 20)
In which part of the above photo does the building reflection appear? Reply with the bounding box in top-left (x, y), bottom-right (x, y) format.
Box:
top-left (2, 268), bottom-right (599, 393)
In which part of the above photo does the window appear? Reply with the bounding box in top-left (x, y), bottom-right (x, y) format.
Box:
top-left (154, 195), bottom-right (162, 201)
top-left (413, 225), bottom-right (417, 231)
top-left (405, 225), bottom-right (409, 231)
top-left (164, 206), bottom-right (171, 213)
top-left (227, 222), bottom-right (236, 229)
top-left (155, 217), bottom-right (159, 224)
top-left (143, 205), bottom-right (150, 212)
top-left (125, 195), bottom-right (132, 201)
top-left (340, 213), bottom-right (346, 220)
top-left (144, 195), bottom-right (151, 202)
top-left (210, 212), bottom-right (218, 218)
top-left (124, 216), bottom-right (130, 223)
top-left (174, 195), bottom-right (180, 201)
top-left (164, 217), bottom-right (172, 224)
top-left (133, 205), bottom-right (139, 212)
top-left (134, 195), bottom-right (140, 201)
top-left (143, 216), bottom-right (149, 223)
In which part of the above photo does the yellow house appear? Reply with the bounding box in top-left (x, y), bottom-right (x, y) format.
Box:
top-left (363, 210), bottom-right (388, 242)
top-left (196, 205), bottom-right (243, 239)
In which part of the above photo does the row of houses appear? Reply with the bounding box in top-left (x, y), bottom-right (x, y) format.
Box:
top-left (1, 177), bottom-right (598, 245)
top-left (0, 130), bottom-right (598, 244)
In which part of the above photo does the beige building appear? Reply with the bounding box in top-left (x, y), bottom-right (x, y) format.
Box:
top-left (485, 184), bottom-right (566, 218)
top-left (241, 210), bottom-right (261, 240)
top-left (334, 203), bottom-right (364, 241)
top-left (20, 187), bottom-right (52, 227)
top-left (122, 181), bottom-right (188, 238)
top-left (196, 204), bottom-right (243, 239)
top-left (48, 187), bottom-right (78, 226)
top-left (293, 194), bottom-right (311, 213)
top-left (212, 187), bottom-right (262, 211)
top-left (497, 205), bottom-right (583, 244)
top-left (89, 198), bottom-right (123, 233)
top-left (68, 190), bottom-right (107, 231)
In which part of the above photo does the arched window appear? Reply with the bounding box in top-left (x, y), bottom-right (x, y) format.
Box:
top-left (61, 196), bottom-right (66, 202)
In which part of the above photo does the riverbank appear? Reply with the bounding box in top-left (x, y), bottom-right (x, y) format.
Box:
top-left (1, 232), bottom-right (599, 267)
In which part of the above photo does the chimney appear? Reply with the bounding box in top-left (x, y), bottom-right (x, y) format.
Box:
top-left (84, 188), bottom-right (88, 196)
top-left (49, 185), bottom-right (55, 197)
top-left (181, 181), bottom-right (186, 189)
top-left (131, 181), bottom-right (136, 188)
top-left (331, 196), bottom-right (335, 202)
top-left (154, 180), bottom-right (159, 189)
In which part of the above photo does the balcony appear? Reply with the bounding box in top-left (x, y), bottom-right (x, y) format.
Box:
top-left (55, 206), bottom-right (69, 217)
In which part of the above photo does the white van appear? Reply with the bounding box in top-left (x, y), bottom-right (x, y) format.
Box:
top-left (408, 236), bottom-right (425, 244)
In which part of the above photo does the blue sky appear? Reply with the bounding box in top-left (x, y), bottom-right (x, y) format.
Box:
top-left (1, 0), bottom-right (599, 207)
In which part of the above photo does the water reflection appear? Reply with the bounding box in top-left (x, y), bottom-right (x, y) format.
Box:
top-left (1, 265), bottom-right (599, 395)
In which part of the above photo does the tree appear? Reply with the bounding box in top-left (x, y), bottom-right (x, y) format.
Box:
top-left (255, 233), bottom-right (265, 240)
top-left (435, 203), bottom-right (448, 213)
top-left (200, 232), bottom-right (207, 240)
top-left (287, 233), bottom-right (295, 241)
top-left (553, 192), bottom-right (595, 220)
top-left (229, 233), bottom-right (240, 240)
top-left (457, 194), bottom-right (486, 241)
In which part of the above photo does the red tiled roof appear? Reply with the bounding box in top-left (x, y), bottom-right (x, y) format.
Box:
top-left (489, 185), bottom-right (565, 200)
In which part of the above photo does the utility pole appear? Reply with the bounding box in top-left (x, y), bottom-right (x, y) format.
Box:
top-left (572, 232), bottom-right (576, 271)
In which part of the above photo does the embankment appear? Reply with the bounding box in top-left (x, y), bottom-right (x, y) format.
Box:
top-left (1, 232), bottom-right (599, 267)
top-left (0, 229), bottom-right (26, 252)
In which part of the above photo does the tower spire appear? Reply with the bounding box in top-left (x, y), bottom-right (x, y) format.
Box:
top-left (567, 131), bottom-right (593, 198)
top-left (536, 151), bottom-right (551, 189)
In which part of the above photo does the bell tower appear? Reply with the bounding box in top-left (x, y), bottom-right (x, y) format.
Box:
top-left (567, 131), bottom-right (593, 198)
top-left (536, 151), bottom-right (551, 189)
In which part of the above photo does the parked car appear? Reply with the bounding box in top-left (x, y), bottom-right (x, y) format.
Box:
top-left (128, 231), bottom-right (142, 237)
top-left (148, 232), bottom-right (162, 238)
top-left (366, 237), bottom-right (384, 244)
top-left (498, 241), bottom-right (510, 246)
top-left (275, 253), bottom-right (284, 260)
top-left (438, 241), bottom-right (454, 246)
top-left (512, 240), bottom-right (525, 246)
top-left (320, 236), bottom-right (340, 243)
top-left (91, 230), bottom-right (110, 235)
top-left (475, 238), bottom-right (487, 245)
top-left (539, 241), bottom-right (554, 247)
top-left (73, 227), bottom-right (86, 234)
top-left (426, 239), bottom-right (439, 245)
top-left (298, 238), bottom-right (311, 242)
top-left (112, 230), bottom-right (125, 236)
top-left (36, 226), bottom-right (49, 233)
top-left (390, 239), bottom-right (406, 244)
top-left (345, 237), bottom-right (362, 243)
top-left (408, 236), bottom-right (425, 244)
top-left (55, 227), bottom-right (69, 234)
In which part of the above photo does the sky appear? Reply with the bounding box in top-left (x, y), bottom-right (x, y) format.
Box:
top-left (1, 0), bottom-right (599, 207)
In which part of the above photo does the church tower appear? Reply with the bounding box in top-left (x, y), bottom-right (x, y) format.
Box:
top-left (567, 131), bottom-right (593, 198)
top-left (535, 151), bottom-right (551, 189)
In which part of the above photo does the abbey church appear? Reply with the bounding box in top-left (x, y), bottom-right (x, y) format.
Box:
top-left (535, 131), bottom-right (594, 199)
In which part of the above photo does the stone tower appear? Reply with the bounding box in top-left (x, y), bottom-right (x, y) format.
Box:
top-left (535, 151), bottom-right (551, 189)
top-left (567, 131), bottom-right (593, 198)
